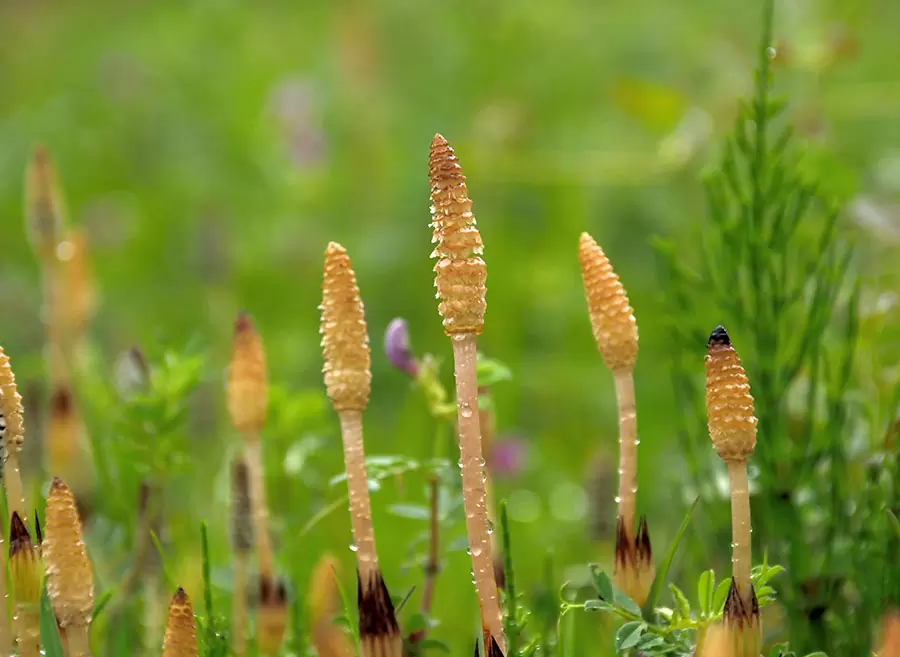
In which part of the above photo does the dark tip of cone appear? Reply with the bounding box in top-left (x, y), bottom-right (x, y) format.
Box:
top-left (234, 311), bottom-right (254, 333)
top-left (173, 587), bottom-right (188, 603)
top-left (708, 325), bottom-right (731, 347)
top-left (50, 477), bottom-right (66, 490)
top-left (357, 569), bottom-right (400, 638)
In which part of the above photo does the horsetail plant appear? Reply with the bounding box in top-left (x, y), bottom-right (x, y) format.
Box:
top-left (10, 512), bottom-right (42, 657)
top-left (163, 588), bottom-right (198, 657)
top-left (320, 241), bottom-right (402, 657)
top-left (429, 134), bottom-right (504, 647)
top-left (44, 477), bottom-right (94, 657)
top-left (705, 326), bottom-right (760, 657)
top-left (0, 346), bottom-right (27, 519)
top-left (578, 232), bottom-right (654, 606)
top-left (226, 313), bottom-right (274, 586)
top-left (256, 577), bottom-right (289, 656)
top-left (230, 458), bottom-right (253, 657)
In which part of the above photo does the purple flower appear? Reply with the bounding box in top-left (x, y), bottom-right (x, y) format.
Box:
top-left (384, 318), bottom-right (419, 377)
top-left (488, 436), bottom-right (528, 479)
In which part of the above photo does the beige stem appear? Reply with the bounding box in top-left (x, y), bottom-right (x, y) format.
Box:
top-left (726, 460), bottom-right (752, 603)
top-left (337, 411), bottom-right (378, 585)
top-left (4, 452), bottom-right (26, 521)
top-left (65, 624), bottom-right (91, 657)
top-left (613, 370), bottom-right (637, 538)
top-left (451, 334), bottom-right (504, 647)
top-left (232, 554), bottom-right (248, 657)
top-left (244, 439), bottom-right (274, 582)
top-left (14, 604), bottom-right (41, 657)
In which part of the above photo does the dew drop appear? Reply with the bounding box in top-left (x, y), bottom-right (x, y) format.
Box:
top-left (766, 46), bottom-right (777, 60)
top-left (459, 402), bottom-right (474, 418)
top-left (349, 544), bottom-right (359, 553)
top-left (471, 546), bottom-right (483, 557)
top-left (614, 496), bottom-right (622, 504)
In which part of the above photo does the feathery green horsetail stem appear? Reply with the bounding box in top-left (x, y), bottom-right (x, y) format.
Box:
top-left (429, 134), bottom-right (504, 647)
top-left (578, 233), bottom-right (653, 606)
top-left (705, 326), bottom-right (760, 657)
top-left (163, 588), bottom-right (198, 657)
top-left (230, 458), bottom-right (253, 657)
top-left (320, 242), bottom-right (401, 657)
top-left (0, 346), bottom-right (27, 519)
top-left (10, 512), bottom-right (42, 657)
top-left (44, 478), bottom-right (94, 657)
top-left (226, 313), bottom-right (275, 584)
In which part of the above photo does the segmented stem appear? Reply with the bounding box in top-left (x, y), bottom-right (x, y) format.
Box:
top-left (613, 371), bottom-right (637, 537)
top-left (244, 440), bottom-right (273, 582)
top-left (338, 410), bottom-right (378, 584)
top-left (726, 460), bottom-right (752, 604)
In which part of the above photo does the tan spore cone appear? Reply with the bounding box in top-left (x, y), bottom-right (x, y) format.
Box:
top-left (0, 347), bottom-right (25, 452)
top-left (163, 588), bottom-right (198, 657)
top-left (25, 145), bottom-right (65, 261)
top-left (705, 326), bottom-right (758, 462)
top-left (321, 242), bottom-right (372, 412)
top-left (44, 478), bottom-right (93, 628)
top-left (227, 313), bottom-right (268, 436)
top-left (578, 233), bottom-right (637, 373)
top-left (429, 134), bottom-right (486, 335)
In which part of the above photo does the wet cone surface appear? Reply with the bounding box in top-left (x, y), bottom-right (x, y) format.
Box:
top-left (578, 233), bottom-right (637, 373)
top-left (429, 134), bottom-right (486, 335)
top-left (705, 326), bottom-right (757, 462)
top-left (44, 478), bottom-right (93, 629)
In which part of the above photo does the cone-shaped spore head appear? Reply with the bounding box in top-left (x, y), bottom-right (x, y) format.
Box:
top-left (320, 242), bottom-right (372, 412)
top-left (163, 587), bottom-right (198, 657)
top-left (0, 346), bottom-right (25, 452)
top-left (44, 478), bottom-right (94, 627)
top-left (429, 134), bottom-right (487, 335)
top-left (226, 312), bottom-right (269, 435)
top-left (705, 326), bottom-right (758, 462)
top-left (578, 233), bottom-right (638, 373)
top-left (25, 145), bottom-right (65, 260)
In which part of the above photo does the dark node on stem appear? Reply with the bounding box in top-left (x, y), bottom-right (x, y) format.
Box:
top-left (234, 311), bottom-right (254, 334)
top-left (34, 511), bottom-right (43, 545)
top-left (357, 569), bottom-right (400, 638)
top-left (723, 578), bottom-right (760, 628)
top-left (636, 515), bottom-right (652, 564)
top-left (485, 634), bottom-right (503, 657)
top-left (9, 511), bottom-right (32, 556)
top-left (259, 575), bottom-right (288, 607)
top-left (231, 458), bottom-right (254, 552)
top-left (613, 516), bottom-right (633, 571)
top-left (50, 386), bottom-right (73, 417)
top-left (138, 481), bottom-right (152, 516)
top-left (707, 325), bottom-right (731, 347)
top-left (493, 554), bottom-right (506, 591)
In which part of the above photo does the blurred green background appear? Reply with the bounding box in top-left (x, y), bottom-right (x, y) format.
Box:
top-left (1, 0), bottom-right (899, 654)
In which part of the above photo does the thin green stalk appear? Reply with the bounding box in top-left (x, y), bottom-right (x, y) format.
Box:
top-left (500, 502), bottom-right (518, 657)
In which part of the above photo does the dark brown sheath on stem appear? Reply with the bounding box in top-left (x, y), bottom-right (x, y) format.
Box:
top-left (320, 242), bottom-right (401, 657)
top-left (429, 134), bottom-right (504, 646)
top-left (10, 512), bottom-right (42, 657)
top-left (706, 326), bottom-right (761, 656)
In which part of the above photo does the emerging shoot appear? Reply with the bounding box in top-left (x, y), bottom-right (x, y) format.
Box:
top-left (705, 326), bottom-right (760, 655)
top-left (44, 478), bottom-right (94, 657)
top-left (429, 133), bottom-right (503, 645)
top-left (320, 242), bottom-right (401, 657)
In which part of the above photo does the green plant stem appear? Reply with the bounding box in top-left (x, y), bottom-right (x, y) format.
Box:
top-left (500, 503), bottom-right (518, 657)
top-left (409, 476), bottom-right (440, 644)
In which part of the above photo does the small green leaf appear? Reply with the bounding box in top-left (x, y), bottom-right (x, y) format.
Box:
top-left (91, 587), bottom-right (115, 622)
top-left (641, 495), bottom-right (700, 619)
top-left (476, 355), bottom-right (513, 387)
top-left (712, 578), bottom-right (732, 612)
top-left (418, 639), bottom-right (451, 653)
top-left (387, 504), bottom-right (431, 520)
top-left (612, 587), bottom-right (642, 617)
top-left (801, 652), bottom-right (828, 657)
top-left (583, 600), bottom-right (613, 612)
top-left (697, 569), bottom-right (715, 616)
top-left (589, 565), bottom-right (613, 601)
top-left (615, 621), bottom-right (646, 651)
top-left (669, 583), bottom-right (691, 619)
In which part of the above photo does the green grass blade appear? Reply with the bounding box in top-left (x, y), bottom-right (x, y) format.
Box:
top-left (887, 508), bottom-right (900, 539)
top-left (40, 587), bottom-right (66, 657)
top-left (640, 496), bottom-right (700, 620)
